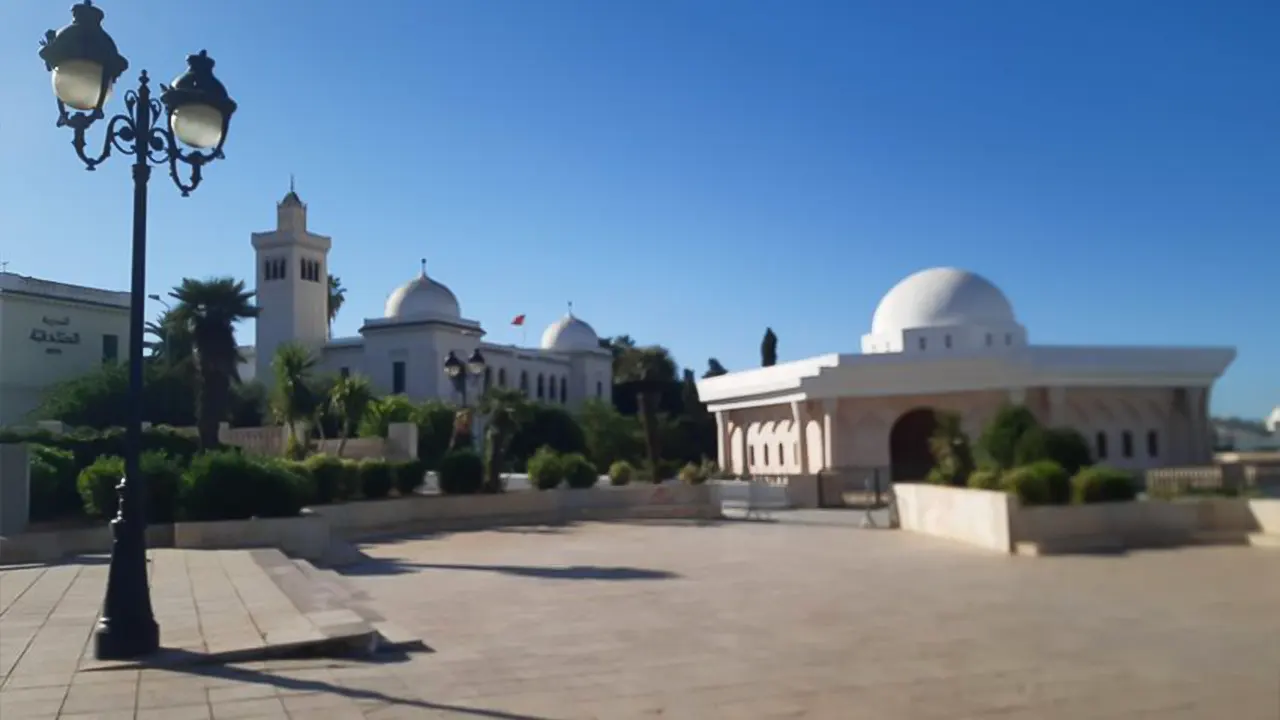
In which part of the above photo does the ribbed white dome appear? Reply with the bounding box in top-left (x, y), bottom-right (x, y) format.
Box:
top-left (540, 313), bottom-right (600, 352)
top-left (384, 269), bottom-right (461, 320)
top-left (871, 267), bottom-right (1015, 334)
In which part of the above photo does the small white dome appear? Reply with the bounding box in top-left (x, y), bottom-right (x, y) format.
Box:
top-left (541, 313), bottom-right (600, 352)
top-left (871, 267), bottom-right (1016, 334)
top-left (384, 268), bottom-right (461, 320)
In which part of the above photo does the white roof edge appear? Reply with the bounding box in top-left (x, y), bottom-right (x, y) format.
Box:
top-left (695, 353), bottom-right (841, 404)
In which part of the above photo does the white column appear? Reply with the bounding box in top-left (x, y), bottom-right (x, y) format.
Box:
top-left (714, 411), bottom-right (727, 471)
top-left (791, 401), bottom-right (810, 474)
top-left (822, 399), bottom-right (837, 471)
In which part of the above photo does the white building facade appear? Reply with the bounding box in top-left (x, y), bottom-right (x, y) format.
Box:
top-left (0, 272), bottom-right (130, 426)
top-left (239, 191), bottom-right (613, 407)
top-left (696, 267), bottom-right (1237, 481)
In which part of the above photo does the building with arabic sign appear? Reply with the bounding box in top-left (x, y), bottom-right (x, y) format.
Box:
top-left (0, 272), bottom-right (130, 426)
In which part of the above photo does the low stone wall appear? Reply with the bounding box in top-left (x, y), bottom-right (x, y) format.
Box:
top-left (173, 513), bottom-right (330, 560)
top-left (1011, 502), bottom-right (1199, 552)
top-left (0, 524), bottom-right (173, 566)
top-left (0, 444), bottom-right (31, 535)
top-left (894, 484), bottom-right (1013, 553)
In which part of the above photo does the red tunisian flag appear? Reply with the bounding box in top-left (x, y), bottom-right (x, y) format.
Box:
top-left (511, 314), bottom-right (526, 326)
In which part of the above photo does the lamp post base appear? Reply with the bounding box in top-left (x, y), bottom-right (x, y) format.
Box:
top-left (93, 614), bottom-right (159, 660)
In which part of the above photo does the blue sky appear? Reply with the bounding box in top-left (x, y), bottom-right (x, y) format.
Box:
top-left (2, 1), bottom-right (1276, 418)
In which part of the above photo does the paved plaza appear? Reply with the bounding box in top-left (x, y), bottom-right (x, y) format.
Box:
top-left (3, 517), bottom-right (1279, 718)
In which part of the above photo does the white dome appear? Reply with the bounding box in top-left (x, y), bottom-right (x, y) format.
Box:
top-left (871, 267), bottom-right (1015, 334)
top-left (541, 313), bottom-right (600, 352)
top-left (384, 269), bottom-right (461, 320)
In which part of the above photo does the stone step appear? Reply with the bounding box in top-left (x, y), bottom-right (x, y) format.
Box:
top-left (1014, 536), bottom-right (1126, 557)
top-left (290, 558), bottom-right (369, 605)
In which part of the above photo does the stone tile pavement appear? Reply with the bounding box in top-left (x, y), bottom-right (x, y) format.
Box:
top-left (2, 520), bottom-right (1279, 718)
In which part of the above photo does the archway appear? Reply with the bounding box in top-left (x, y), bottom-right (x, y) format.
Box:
top-left (889, 408), bottom-right (938, 483)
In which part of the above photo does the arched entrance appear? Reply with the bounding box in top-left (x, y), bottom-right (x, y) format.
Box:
top-left (889, 408), bottom-right (938, 483)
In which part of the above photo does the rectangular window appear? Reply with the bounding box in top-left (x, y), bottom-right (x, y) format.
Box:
top-left (1146, 430), bottom-right (1159, 458)
top-left (1121, 431), bottom-right (1134, 459)
top-left (102, 334), bottom-right (119, 364)
top-left (392, 361), bottom-right (406, 394)
top-left (339, 367), bottom-right (350, 378)
top-left (1096, 432), bottom-right (1108, 459)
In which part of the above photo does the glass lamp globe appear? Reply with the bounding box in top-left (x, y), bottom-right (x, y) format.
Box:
top-left (52, 58), bottom-right (110, 111)
top-left (170, 102), bottom-right (224, 149)
top-left (466, 351), bottom-right (486, 375)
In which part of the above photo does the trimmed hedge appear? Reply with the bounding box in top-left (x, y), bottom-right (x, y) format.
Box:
top-left (29, 445), bottom-right (80, 521)
top-left (1014, 426), bottom-right (1093, 476)
top-left (608, 460), bottom-right (635, 486)
top-left (1002, 461), bottom-right (1070, 507)
top-left (438, 449), bottom-right (483, 495)
top-left (75, 451), bottom-right (183, 523)
top-left (392, 459), bottom-right (427, 496)
top-left (303, 454), bottom-right (360, 504)
top-left (178, 451), bottom-right (311, 521)
top-left (562, 453), bottom-right (599, 489)
top-left (0, 426), bottom-right (204, 473)
top-left (358, 459), bottom-right (394, 500)
top-left (527, 446), bottom-right (565, 490)
top-left (1071, 466), bottom-right (1137, 504)
top-left (966, 469), bottom-right (1002, 491)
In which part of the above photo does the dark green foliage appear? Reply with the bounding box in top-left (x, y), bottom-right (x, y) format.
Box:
top-left (392, 459), bottom-right (427, 496)
top-left (562, 453), bottom-right (599, 489)
top-left (0, 426), bottom-right (205, 475)
top-left (1071, 466), bottom-right (1138, 504)
top-left (966, 469), bottom-right (1003, 490)
top-left (302, 454), bottom-right (358, 504)
top-left (416, 402), bottom-right (458, 470)
top-left (76, 450), bottom-right (189, 523)
top-left (976, 404), bottom-right (1040, 470)
top-left (178, 451), bottom-right (311, 521)
top-left (35, 361), bottom-right (198, 429)
top-left (438, 449), bottom-right (484, 495)
top-left (357, 459), bottom-right (394, 499)
top-left (28, 445), bottom-right (81, 522)
top-left (527, 446), bottom-right (566, 490)
top-left (678, 460), bottom-right (714, 485)
top-left (578, 400), bottom-right (643, 472)
top-left (1014, 426), bottom-right (1093, 476)
top-left (761, 328), bottom-right (778, 367)
top-left (608, 460), bottom-right (635, 486)
top-left (927, 411), bottom-right (974, 486)
top-left (507, 404), bottom-right (587, 471)
top-left (77, 455), bottom-right (125, 520)
top-left (1002, 461), bottom-right (1070, 506)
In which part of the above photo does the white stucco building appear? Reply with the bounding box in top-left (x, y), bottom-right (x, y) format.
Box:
top-left (696, 267), bottom-right (1236, 481)
top-left (0, 272), bottom-right (130, 426)
top-left (238, 190), bottom-right (613, 406)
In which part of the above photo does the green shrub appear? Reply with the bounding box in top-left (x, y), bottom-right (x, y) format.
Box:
top-left (438, 449), bottom-right (483, 495)
top-left (304, 454), bottom-right (359, 504)
top-left (976, 405), bottom-right (1040, 471)
top-left (77, 455), bottom-right (125, 519)
top-left (140, 451), bottom-right (184, 523)
top-left (527, 446), bottom-right (566, 490)
top-left (1014, 426), bottom-right (1093, 476)
top-left (1072, 466), bottom-right (1137, 504)
top-left (966, 469), bottom-right (1002, 491)
top-left (608, 460), bottom-right (635, 486)
top-left (1001, 461), bottom-right (1070, 506)
top-left (677, 461), bottom-right (711, 485)
top-left (276, 460), bottom-right (317, 508)
top-left (562, 453), bottom-right (599, 489)
top-left (29, 445), bottom-right (81, 522)
top-left (178, 451), bottom-right (309, 521)
top-left (392, 459), bottom-right (427, 496)
top-left (358, 459), bottom-right (394, 499)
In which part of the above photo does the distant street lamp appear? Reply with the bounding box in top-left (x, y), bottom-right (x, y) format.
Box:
top-left (38, 0), bottom-right (238, 660)
top-left (443, 349), bottom-right (487, 408)
top-left (147, 293), bottom-right (171, 364)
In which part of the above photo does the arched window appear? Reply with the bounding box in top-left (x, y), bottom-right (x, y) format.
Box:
top-left (1121, 431), bottom-right (1134, 459)
top-left (748, 446), bottom-right (756, 466)
top-left (778, 443), bottom-right (785, 466)
top-left (918, 337), bottom-right (927, 351)
top-left (596, 381), bottom-right (603, 398)
top-left (1146, 430), bottom-right (1159, 458)
top-left (498, 368), bottom-right (507, 387)
top-left (559, 377), bottom-right (568, 403)
top-left (536, 374), bottom-right (545, 399)
top-left (1096, 432), bottom-right (1109, 459)
top-left (519, 370), bottom-right (529, 394)
top-left (763, 445), bottom-right (770, 466)
top-left (944, 334), bottom-right (952, 349)
top-left (483, 366), bottom-right (492, 392)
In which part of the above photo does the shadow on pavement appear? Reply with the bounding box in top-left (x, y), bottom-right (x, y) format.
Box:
top-left (340, 560), bottom-right (679, 580)
top-left (126, 651), bottom-right (554, 720)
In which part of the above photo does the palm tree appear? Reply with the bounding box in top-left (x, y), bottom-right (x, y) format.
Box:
top-left (145, 308), bottom-right (195, 366)
top-left (327, 275), bottom-right (346, 336)
top-left (329, 374), bottom-right (374, 457)
top-left (271, 342), bottom-right (319, 459)
top-left (478, 387), bottom-right (532, 493)
top-left (615, 345), bottom-right (676, 480)
top-left (928, 411), bottom-right (975, 486)
top-left (170, 278), bottom-right (258, 450)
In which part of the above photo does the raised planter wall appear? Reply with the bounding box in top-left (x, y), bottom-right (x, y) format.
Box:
top-left (1011, 502), bottom-right (1198, 550)
top-left (172, 513), bottom-right (330, 561)
top-left (894, 484), bottom-right (1013, 553)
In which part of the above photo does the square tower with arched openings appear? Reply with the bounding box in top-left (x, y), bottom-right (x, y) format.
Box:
top-left (250, 187), bottom-right (331, 385)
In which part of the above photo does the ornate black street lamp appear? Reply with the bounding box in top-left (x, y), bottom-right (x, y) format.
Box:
top-left (38, 0), bottom-right (237, 660)
top-left (443, 349), bottom-right (487, 408)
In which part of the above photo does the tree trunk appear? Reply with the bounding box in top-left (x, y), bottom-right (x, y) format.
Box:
top-left (637, 390), bottom-right (661, 481)
top-left (482, 425), bottom-right (504, 493)
top-left (196, 368), bottom-right (229, 451)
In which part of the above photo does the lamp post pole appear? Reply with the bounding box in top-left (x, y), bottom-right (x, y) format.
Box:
top-left (39, 0), bottom-right (238, 660)
top-left (444, 350), bottom-right (487, 449)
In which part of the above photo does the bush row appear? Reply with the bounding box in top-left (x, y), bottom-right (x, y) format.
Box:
top-left (33, 446), bottom-right (428, 524)
top-left (966, 461), bottom-right (1137, 506)
top-left (527, 446), bottom-right (599, 490)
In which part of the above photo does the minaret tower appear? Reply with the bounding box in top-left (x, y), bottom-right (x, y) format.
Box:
top-left (250, 180), bottom-right (332, 385)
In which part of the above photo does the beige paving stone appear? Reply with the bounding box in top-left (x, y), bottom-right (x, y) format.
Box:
top-left (209, 695), bottom-right (287, 718)
top-left (136, 703), bottom-right (212, 720)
